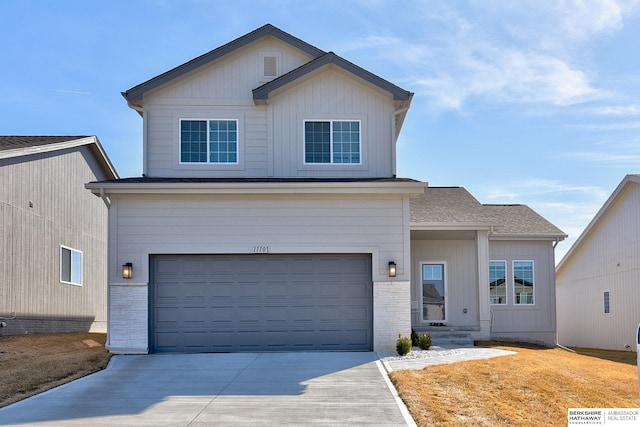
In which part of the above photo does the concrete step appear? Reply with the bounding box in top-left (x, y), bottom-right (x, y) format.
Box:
top-left (412, 330), bottom-right (475, 348)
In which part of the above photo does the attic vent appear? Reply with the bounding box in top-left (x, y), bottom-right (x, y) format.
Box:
top-left (264, 56), bottom-right (277, 77)
top-left (260, 52), bottom-right (280, 81)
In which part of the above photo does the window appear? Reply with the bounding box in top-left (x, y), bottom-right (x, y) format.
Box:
top-left (513, 261), bottom-right (534, 304)
top-left (180, 119), bottom-right (238, 164)
top-left (422, 263), bottom-right (446, 321)
top-left (489, 261), bottom-right (507, 304)
top-left (304, 120), bottom-right (360, 164)
top-left (60, 246), bottom-right (82, 286)
top-left (604, 291), bottom-right (610, 314)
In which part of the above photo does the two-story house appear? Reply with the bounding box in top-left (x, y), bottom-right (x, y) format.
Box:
top-left (87, 24), bottom-right (565, 353)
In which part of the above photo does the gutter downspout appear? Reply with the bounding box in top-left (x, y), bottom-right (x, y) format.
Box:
top-left (128, 103), bottom-right (147, 177)
top-left (391, 107), bottom-right (409, 178)
top-left (99, 188), bottom-right (111, 208)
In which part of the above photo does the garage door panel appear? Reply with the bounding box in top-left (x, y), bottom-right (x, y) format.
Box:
top-left (152, 254), bottom-right (372, 352)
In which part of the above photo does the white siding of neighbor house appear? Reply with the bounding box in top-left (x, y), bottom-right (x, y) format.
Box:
top-left (410, 239), bottom-right (479, 328)
top-left (141, 39), bottom-right (395, 179)
top-left (0, 147), bottom-right (109, 334)
top-left (556, 183), bottom-right (640, 351)
top-left (489, 240), bottom-right (557, 346)
top-left (106, 193), bottom-right (414, 352)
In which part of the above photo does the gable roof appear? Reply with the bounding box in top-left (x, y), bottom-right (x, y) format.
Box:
top-left (556, 174), bottom-right (640, 272)
top-left (252, 51), bottom-right (413, 104)
top-left (122, 24), bottom-right (413, 110)
top-left (411, 187), bottom-right (566, 240)
top-left (122, 24), bottom-right (326, 104)
top-left (0, 136), bottom-right (119, 180)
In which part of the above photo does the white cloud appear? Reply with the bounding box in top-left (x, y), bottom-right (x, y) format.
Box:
top-left (341, 0), bottom-right (638, 112)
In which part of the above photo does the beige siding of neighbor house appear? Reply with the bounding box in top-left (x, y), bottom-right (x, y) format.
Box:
top-left (0, 147), bottom-right (109, 334)
top-left (142, 38), bottom-right (314, 178)
top-left (410, 238), bottom-right (479, 328)
top-left (489, 240), bottom-right (557, 346)
top-left (556, 183), bottom-right (640, 351)
top-left (105, 193), bottom-right (413, 352)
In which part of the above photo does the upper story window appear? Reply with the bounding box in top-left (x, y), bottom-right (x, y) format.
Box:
top-left (513, 261), bottom-right (534, 305)
top-left (304, 120), bottom-right (360, 164)
top-left (60, 245), bottom-right (82, 286)
top-left (489, 260), bottom-right (507, 305)
top-left (180, 119), bottom-right (238, 164)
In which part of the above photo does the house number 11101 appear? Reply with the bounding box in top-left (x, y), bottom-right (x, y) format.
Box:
top-left (252, 246), bottom-right (269, 253)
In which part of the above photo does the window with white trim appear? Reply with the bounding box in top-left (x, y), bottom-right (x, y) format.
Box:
top-left (513, 261), bottom-right (534, 305)
top-left (304, 120), bottom-right (360, 164)
top-left (60, 246), bottom-right (82, 286)
top-left (180, 119), bottom-right (238, 164)
top-left (489, 260), bottom-right (507, 305)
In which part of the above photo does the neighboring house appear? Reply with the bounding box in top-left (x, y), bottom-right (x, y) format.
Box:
top-left (556, 174), bottom-right (640, 351)
top-left (0, 136), bottom-right (118, 335)
top-left (86, 24), bottom-right (565, 353)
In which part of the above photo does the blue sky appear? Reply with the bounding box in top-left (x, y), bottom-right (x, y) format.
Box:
top-left (2, 0), bottom-right (639, 262)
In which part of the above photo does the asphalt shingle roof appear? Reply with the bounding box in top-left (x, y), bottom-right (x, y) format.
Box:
top-left (411, 187), bottom-right (566, 238)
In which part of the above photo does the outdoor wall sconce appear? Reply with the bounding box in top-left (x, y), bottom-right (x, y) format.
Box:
top-left (388, 261), bottom-right (397, 278)
top-left (122, 263), bottom-right (133, 279)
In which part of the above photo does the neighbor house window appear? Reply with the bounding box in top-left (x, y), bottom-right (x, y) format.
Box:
top-left (180, 119), bottom-right (238, 164)
top-left (489, 260), bottom-right (507, 304)
top-left (604, 291), bottom-right (610, 314)
top-left (304, 120), bottom-right (360, 164)
top-left (60, 246), bottom-right (82, 286)
top-left (513, 261), bottom-right (534, 304)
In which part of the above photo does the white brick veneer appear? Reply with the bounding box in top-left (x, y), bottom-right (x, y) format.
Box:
top-left (107, 284), bottom-right (149, 354)
top-left (373, 280), bottom-right (411, 352)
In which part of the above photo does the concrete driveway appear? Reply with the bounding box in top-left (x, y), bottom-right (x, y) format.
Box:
top-left (0, 352), bottom-right (414, 426)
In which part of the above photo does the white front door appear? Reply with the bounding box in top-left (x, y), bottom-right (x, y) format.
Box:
top-left (421, 263), bottom-right (446, 322)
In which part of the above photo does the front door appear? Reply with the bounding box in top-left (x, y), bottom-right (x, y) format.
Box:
top-left (422, 263), bottom-right (446, 322)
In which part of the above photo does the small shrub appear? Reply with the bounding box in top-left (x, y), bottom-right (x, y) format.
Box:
top-left (396, 334), bottom-right (412, 356)
top-left (410, 328), bottom-right (419, 347)
top-left (417, 332), bottom-right (432, 350)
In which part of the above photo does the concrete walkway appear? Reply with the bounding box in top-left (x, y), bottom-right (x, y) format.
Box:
top-left (0, 352), bottom-right (413, 427)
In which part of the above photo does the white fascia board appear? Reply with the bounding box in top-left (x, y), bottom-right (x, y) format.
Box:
top-left (490, 233), bottom-right (568, 241)
top-left (0, 136), bottom-right (97, 160)
top-left (410, 222), bottom-right (495, 231)
top-left (86, 180), bottom-right (427, 196)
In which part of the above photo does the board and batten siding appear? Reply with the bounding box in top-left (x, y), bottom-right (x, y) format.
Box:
top-left (269, 68), bottom-right (396, 178)
top-left (556, 183), bottom-right (640, 350)
top-left (0, 147), bottom-right (109, 334)
top-left (489, 240), bottom-right (557, 346)
top-left (142, 38), bottom-right (314, 178)
top-left (410, 239), bottom-right (479, 328)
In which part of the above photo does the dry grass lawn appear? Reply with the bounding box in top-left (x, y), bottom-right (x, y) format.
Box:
top-left (0, 332), bottom-right (111, 408)
top-left (390, 342), bottom-right (639, 427)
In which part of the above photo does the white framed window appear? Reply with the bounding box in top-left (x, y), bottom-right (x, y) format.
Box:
top-left (421, 262), bottom-right (447, 322)
top-left (60, 245), bottom-right (82, 286)
top-left (513, 260), bottom-right (534, 305)
top-left (603, 291), bottom-right (610, 314)
top-left (489, 260), bottom-right (507, 305)
top-left (180, 119), bottom-right (238, 164)
top-left (303, 120), bottom-right (361, 164)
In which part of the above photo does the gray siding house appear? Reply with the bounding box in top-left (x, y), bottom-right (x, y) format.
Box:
top-left (556, 174), bottom-right (640, 351)
top-left (86, 24), bottom-right (565, 353)
top-left (1, 136), bottom-right (118, 335)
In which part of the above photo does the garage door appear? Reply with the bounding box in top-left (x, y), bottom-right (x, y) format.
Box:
top-left (151, 254), bottom-right (372, 352)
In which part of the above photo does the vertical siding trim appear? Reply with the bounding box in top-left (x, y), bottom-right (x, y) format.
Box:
top-left (477, 231), bottom-right (491, 339)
